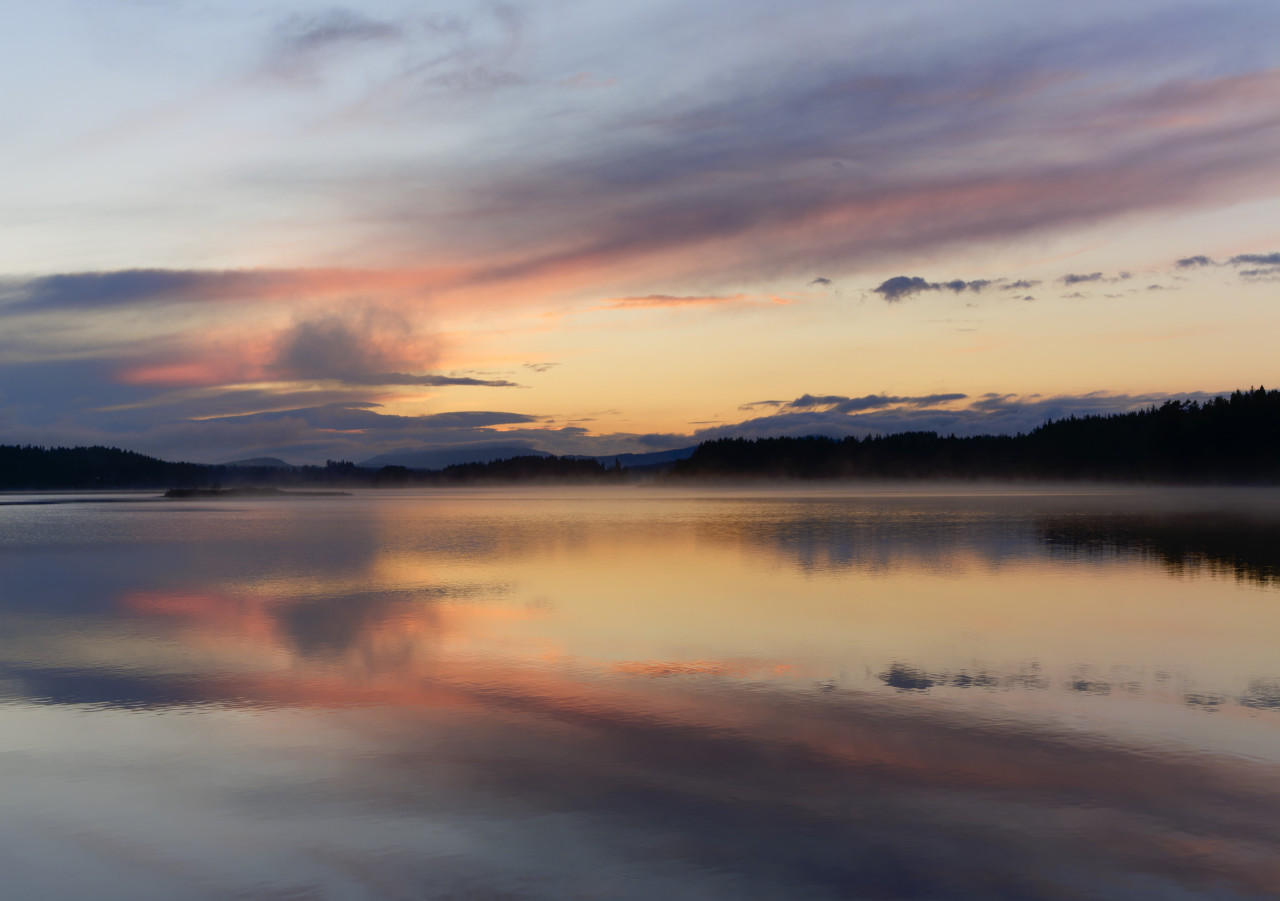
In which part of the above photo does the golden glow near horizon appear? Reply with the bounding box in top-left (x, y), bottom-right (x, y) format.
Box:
top-left (2, 2), bottom-right (1280, 462)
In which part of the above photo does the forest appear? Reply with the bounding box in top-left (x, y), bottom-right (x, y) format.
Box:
top-left (2, 388), bottom-right (1278, 489)
top-left (669, 388), bottom-right (1280, 482)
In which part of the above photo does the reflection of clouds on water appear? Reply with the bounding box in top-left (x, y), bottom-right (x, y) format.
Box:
top-left (3, 492), bottom-right (1280, 898)
top-left (8, 651), bottom-right (1279, 899)
top-left (1241, 678), bottom-right (1280, 711)
top-left (875, 659), bottom-right (1280, 717)
top-left (698, 502), bottom-right (1039, 574)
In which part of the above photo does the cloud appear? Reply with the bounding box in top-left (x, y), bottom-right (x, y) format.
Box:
top-left (200, 403), bottom-right (539, 433)
top-left (872, 277), bottom-right (935, 302)
top-left (12, 3), bottom-right (1280, 315)
top-left (941, 279), bottom-right (992, 293)
top-left (681, 390), bottom-right (1231, 443)
top-left (523, 362), bottom-right (559, 373)
top-left (784, 393), bottom-right (968, 413)
top-left (0, 269), bottom-right (283, 312)
top-left (341, 26), bottom-right (1280, 299)
top-left (0, 268), bottom-right (430, 315)
top-left (338, 372), bottom-right (520, 387)
top-left (1003, 280), bottom-right (1041, 290)
top-left (872, 277), bottom-right (993, 302)
top-left (808, 277), bottom-right (832, 286)
top-left (271, 311), bottom-right (519, 388)
top-left (1059, 272), bottom-right (1104, 285)
top-left (275, 313), bottom-right (404, 381)
top-left (1175, 255), bottom-right (1215, 268)
top-left (1228, 252), bottom-right (1280, 267)
top-left (266, 8), bottom-right (403, 81)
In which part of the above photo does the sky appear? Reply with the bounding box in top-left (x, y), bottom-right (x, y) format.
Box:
top-left (2, 0), bottom-right (1279, 464)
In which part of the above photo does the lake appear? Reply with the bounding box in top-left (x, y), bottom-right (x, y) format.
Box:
top-left (1, 486), bottom-right (1278, 899)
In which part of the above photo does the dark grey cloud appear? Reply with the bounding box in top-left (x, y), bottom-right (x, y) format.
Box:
top-left (872, 276), bottom-right (935, 302)
top-left (942, 279), bottom-right (992, 293)
top-left (402, 410), bottom-right (541, 429)
top-left (0, 269), bottom-right (295, 313)
top-left (1059, 272), bottom-right (1104, 285)
top-left (1228, 252), bottom-right (1280, 267)
top-left (1172, 251), bottom-right (1280, 277)
top-left (809, 277), bottom-right (832, 286)
top-left (340, 372), bottom-right (520, 387)
top-left (1004, 280), bottom-right (1041, 290)
top-left (785, 393), bottom-right (968, 414)
top-left (872, 276), bottom-right (993, 302)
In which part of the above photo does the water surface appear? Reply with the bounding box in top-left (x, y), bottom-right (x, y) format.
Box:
top-left (1, 486), bottom-right (1278, 899)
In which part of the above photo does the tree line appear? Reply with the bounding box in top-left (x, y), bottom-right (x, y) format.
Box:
top-left (668, 388), bottom-right (1280, 482)
top-left (3, 387), bottom-right (1278, 489)
top-left (0, 446), bottom-right (615, 490)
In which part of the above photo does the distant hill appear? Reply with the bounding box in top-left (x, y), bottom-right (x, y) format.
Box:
top-left (360, 443), bottom-right (551, 470)
top-left (569, 446), bottom-right (698, 471)
top-left (224, 457), bottom-right (295, 469)
top-left (362, 444), bottom-right (698, 473)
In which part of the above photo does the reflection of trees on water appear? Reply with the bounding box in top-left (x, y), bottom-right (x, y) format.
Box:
top-left (1240, 678), bottom-right (1280, 710)
top-left (714, 502), bottom-right (1280, 586)
top-left (1037, 513), bottom-right (1280, 586)
top-left (879, 660), bottom-right (1280, 717)
top-left (703, 504), bottom-right (1041, 574)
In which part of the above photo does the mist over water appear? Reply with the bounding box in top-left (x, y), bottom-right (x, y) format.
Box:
top-left (1, 486), bottom-right (1278, 899)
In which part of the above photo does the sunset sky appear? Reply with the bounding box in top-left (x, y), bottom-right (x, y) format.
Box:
top-left (3, 0), bottom-right (1279, 464)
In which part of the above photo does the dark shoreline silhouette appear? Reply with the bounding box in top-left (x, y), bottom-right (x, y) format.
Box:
top-left (163, 487), bottom-right (350, 499)
top-left (1, 387), bottom-right (1277, 489)
top-left (669, 388), bottom-right (1280, 482)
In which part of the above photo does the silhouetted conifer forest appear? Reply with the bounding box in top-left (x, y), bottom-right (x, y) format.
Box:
top-left (669, 389), bottom-right (1280, 482)
top-left (2, 388), bottom-right (1278, 489)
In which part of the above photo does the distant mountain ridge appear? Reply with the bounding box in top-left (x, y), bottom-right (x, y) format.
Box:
top-left (224, 457), bottom-right (295, 469)
top-left (568, 447), bottom-right (698, 470)
top-left (359, 443), bottom-right (551, 470)
top-left (359, 444), bottom-right (697, 471)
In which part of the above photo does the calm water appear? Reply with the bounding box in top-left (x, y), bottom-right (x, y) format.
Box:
top-left (1, 486), bottom-right (1278, 900)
